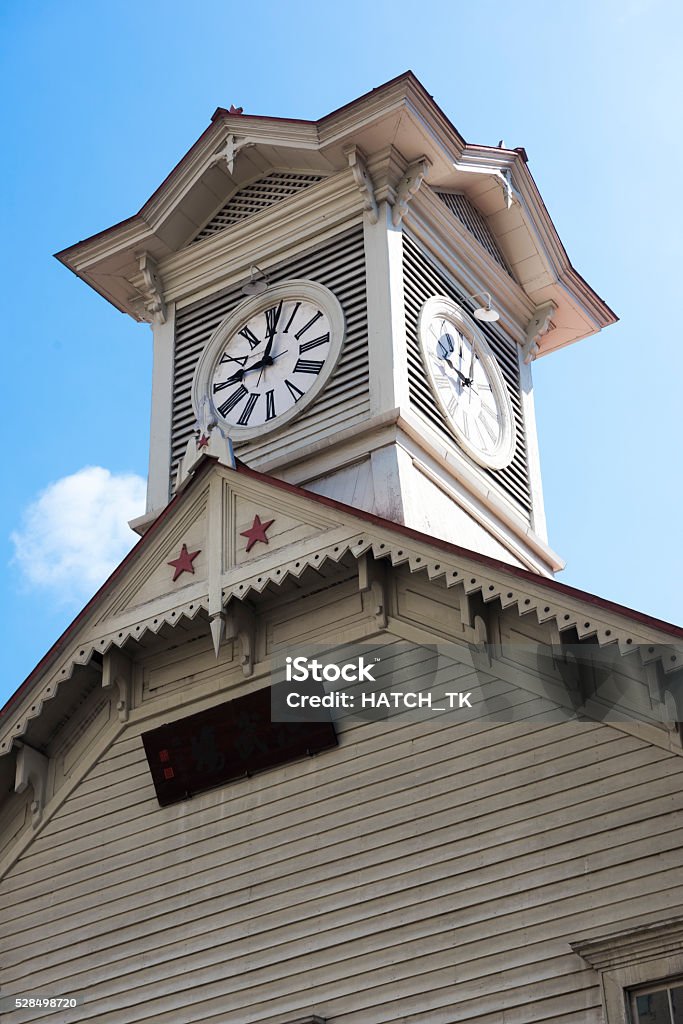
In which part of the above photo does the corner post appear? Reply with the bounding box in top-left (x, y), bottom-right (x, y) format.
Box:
top-left (146, 302), bottom-right (176, 516)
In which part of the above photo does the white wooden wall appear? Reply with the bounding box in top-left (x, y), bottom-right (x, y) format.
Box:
top-left (2, 572), bottom-right (683, 1024)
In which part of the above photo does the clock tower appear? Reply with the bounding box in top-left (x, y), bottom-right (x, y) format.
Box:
top-left (7, 74), bottom-right (683, 1024)
top-left (57, 73), bottom-right (616, 577)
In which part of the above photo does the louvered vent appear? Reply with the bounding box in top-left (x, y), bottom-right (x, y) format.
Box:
top-left (193, 172), bottom-right (325, 242)
top-left (436, 192), bottom-right (511, 275)
top-left (172, 227), bottom-right (368, 484)
top-left (403, 234), bottom-right (531, 516)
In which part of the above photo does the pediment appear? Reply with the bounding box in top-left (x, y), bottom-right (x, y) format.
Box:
top-left (3, 456), bottom-right (682, 768)
top-left (189, 170), bottom-right (327, 246)
top-left (88, 460), bottom-right (345, 633)
top-left (1, 456), bottom-right (682, 875)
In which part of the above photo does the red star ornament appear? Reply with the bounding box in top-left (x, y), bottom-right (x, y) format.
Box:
top-left (168, 543), bottom-right (201, 582)
top-left (240, 514), bottom-right (275, 553)
top-left (196, 434), bottom-right (210, 450)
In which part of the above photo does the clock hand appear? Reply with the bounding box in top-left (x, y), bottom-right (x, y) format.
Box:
top-left (444, 356), bottom-right (472, 387)
top-left (241, 361), bottom-right (264, 375)
top-left (263, 300), bottom-right (283, 362)
top-left (256, 347), bottom-right (290, 387)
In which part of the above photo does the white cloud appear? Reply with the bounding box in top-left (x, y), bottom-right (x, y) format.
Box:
top-left (11, 467), bottom-right (146, 605)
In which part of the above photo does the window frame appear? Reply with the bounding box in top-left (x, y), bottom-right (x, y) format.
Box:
top-left (629, 977), bottom-right (683, 1024)
top-left (571, 919), bottom-right (683, 1024)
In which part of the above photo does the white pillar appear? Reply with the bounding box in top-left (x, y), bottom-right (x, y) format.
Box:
top-left (146, 302), bottom-right (176, 514)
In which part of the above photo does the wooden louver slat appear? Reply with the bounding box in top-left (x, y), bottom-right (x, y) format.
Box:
top-left (403, 233), bottom-right (531, 516)
top-left (193, 172), bottom-right (325, 243)
top-left (435, 192), bottom-right (511, 275)
top-left (172, 227), bottom-right (369, 484)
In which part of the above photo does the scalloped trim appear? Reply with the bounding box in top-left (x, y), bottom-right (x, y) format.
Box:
top-left (2, 529), bottom-right (681, 756)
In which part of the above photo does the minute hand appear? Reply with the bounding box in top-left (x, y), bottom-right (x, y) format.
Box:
top-left (262, 335), bottom-right (275, 362)
top-left (468, 344), bottom-right (477, 383)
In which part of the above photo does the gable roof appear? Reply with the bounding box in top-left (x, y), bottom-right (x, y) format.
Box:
top-left (2, 455), bottom-right (680, 757)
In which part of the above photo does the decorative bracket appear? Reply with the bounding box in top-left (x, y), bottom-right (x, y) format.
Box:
top-left (522, 301), bottom-right (556, 364)
top-left (102, 648), bottom-right (133, 723)
top-left (358, 554), bottom-right (388, 629)
top-left (452, 162), bottom-right (521, 210)
top-left (472, 614), bottom-right (493, 668)
top-left (224, 600), bottom-right (257, 676)
top-left (15, 743), bottom-right (49, 828)
top-left (344, 145), bottom-right (378, 224)
top-left (499, 167), bottom-right (522, 209)
top-left (138, 252), bottom-right (167, 324)
top-left (211, 134), bottom-right (255, 176)
top-left (392, 157), bottom-right (431, 226)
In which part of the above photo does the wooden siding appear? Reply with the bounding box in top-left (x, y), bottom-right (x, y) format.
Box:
top-left (2, 575), bottom-right (683, 1024)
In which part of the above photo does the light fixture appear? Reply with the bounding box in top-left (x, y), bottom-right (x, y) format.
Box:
top-left (241, 265), bottom-right (269, 296)
top-left (469, 292), bottom-right (500, 323)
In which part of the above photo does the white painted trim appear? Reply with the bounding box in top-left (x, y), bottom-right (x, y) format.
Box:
top-left (408, 455), bottom-right (550, 575)
top-left (518, 353), bottom-right (549, 542)
top-left (396, 408), bottom-right (565, 572)
top-left (146, 303), bottom-right (176, 514)
top-left (150, 172), bottom-right (361, 309)
top-left (364, 202), bottom-right (409, 415)
top-left (408, 186), bottom-right (534, 340)
top-left (573, 919), bottom-right (683, 1024)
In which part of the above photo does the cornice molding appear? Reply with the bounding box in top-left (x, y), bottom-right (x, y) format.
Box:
top-left (55, 74), bottom-right (615, 338)
top-left (153, 171), bottom-right (361, 309)
top-left (405, 186), bottom-right (534, 341)
top-left (572, 917), bottom-right (683, 971)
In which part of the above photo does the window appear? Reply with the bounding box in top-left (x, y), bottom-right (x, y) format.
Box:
top-left (571, 920), bottom-right (683, 1024)
top-left (631, 981), bottom-right (683, 1024)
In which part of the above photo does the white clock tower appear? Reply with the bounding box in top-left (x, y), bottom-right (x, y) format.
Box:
top-left (57, 72), bottom-right (616, 577)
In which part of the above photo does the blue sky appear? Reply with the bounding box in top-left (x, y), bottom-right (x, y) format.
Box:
top-left (1, 0), bottom-right (681, 706)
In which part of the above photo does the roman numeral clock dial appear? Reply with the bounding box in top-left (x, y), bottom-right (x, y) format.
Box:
top-left (191, 280), bottom-right (345, 441)
top-left (418, 296), bottom-right (516, 470)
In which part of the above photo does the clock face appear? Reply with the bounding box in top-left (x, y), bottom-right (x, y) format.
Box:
top-left (192, 280), bottom-right (345, 440)
top-left (418, 296), bottom-right (516, 470)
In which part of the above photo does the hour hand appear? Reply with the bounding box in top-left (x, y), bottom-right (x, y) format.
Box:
top-left (445, 357), bottom-right (470, 385)
top-left (213, 367), bottom-right (248, 392)
top-left (242, 358), bottom-right (266, 376)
